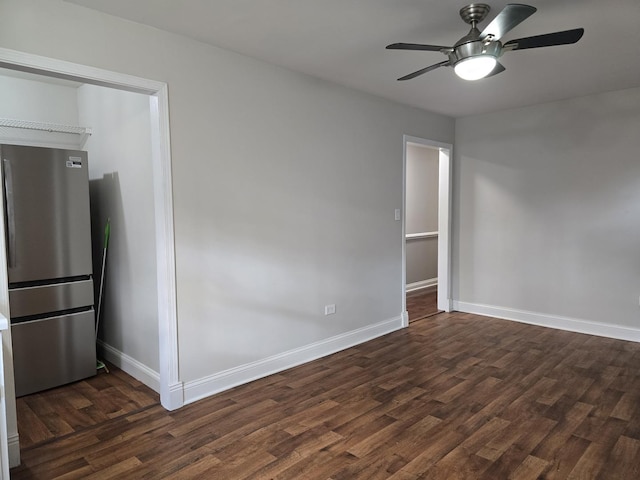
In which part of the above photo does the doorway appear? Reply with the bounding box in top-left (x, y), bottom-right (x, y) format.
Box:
top-left (0, 47), bottom-right (179, 467)
top-left (402, 135), bottom-right (452, 325)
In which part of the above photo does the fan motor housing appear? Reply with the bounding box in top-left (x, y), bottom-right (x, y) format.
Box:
top-left (448, 40), bottom-right (502, 65)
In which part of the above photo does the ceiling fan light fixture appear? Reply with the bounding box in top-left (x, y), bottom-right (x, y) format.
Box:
top-left (388, 4), bottom-right (584, 82)
top-left (454, 55), bottom-right (497, 80)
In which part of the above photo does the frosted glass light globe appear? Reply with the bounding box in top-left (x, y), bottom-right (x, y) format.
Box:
top-left (454, 55), bottom-right (497, 81)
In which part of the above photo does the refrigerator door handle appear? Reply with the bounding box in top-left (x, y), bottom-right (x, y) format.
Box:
top-left (3, 159), bottom-right (16, 268)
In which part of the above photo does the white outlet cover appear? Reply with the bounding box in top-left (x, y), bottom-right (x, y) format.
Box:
top-left (324, 304), bottom-right (336, 315)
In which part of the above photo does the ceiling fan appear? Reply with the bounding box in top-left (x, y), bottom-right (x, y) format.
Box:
top-left (386, 3), bottom-right (584, 81)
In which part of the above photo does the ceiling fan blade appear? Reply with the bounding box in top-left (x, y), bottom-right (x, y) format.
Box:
top-left (386, 43), bottom-right (449, 52)
top-left (485, 62), bottom-right (506, 78)
top-left (397, 61), bottom-right (450, 81)
top-left (480, 4), bottom-right (537, 41)
top-left (504, 28), bottom-right (585, 50)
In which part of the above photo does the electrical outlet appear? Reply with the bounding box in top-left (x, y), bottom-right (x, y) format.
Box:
top-left (395, 209), bottom-right (401, 221)
top-left (324, 304), bottom-right (336, 315)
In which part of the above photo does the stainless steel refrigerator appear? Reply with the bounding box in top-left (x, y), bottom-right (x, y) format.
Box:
top-left (1, 144), bottom-right (96, 397)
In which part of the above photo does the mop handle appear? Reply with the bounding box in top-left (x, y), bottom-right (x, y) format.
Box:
top-left (95, 218), bottom-right (111, 339)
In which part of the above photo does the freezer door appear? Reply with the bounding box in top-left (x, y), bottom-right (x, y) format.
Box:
top-left (1, 145), bottom-right (93, 284)
top-left (11, 310), bottom-right (96, 397)
top-left (9, 279), bottom-right (94, 318)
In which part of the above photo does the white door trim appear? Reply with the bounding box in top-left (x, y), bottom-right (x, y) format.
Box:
top-left (0, 48), bottom-right (181, 419)
top-left (402, 135), bottom-right (453, 323)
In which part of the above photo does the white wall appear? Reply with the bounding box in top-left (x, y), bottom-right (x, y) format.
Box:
top-left (0, 72), bottom-right (81, 148)
top-left (0, 0), bottom-right (455, 400)
top-left (77, 85), bottom-right (159, 382)
top-left (454, 87), bottom-right (640, 337)
top-left (406, 144), bottom-right (439, 285)
top-left (0, 73), bottom-right (78, 123)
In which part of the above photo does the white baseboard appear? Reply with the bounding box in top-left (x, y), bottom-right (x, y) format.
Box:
top-left (8, 432), bottom-right (19, 468)
top-left (183, 315), bottom-right (404, 405)
top-left (161, 382), bottom-right (185, 411)
top-left (97, 341), bottom-right (161, 392)
top-left (406, 278), bottom-right (437, 293)
top-left (401, 310), bottom-right (409, 327)
top-left (453, 301), bottom-right (640, 343)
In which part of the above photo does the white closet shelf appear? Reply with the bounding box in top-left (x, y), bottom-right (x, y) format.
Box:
top-left (0, 117), bottom-right (92, 148)
top-left (0, 117), bottom-right (91, 136)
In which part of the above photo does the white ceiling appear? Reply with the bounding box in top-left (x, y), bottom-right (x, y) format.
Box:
top-left (66, 0), bottom-right (640, 118)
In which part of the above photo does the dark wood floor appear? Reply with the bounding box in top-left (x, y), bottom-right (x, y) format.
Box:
top-left (15, 364), bottom-right (159, 449)
top-left (11, 311), bottom-right (640, 479)
top-left (406, 288), bottom-right (439, 322)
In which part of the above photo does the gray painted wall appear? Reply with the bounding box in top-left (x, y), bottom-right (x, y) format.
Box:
top-left (78, 85), bottom-right (160, 377)
top-left (406, 240), bottom-right (438, 285)
top-left (454, 87), bottom-right (640, 329)
top-left (406, 144), bottom-right (439, 284)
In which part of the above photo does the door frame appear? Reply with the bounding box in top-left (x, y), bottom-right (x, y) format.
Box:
top-left (402, 135), bottom-right (453, 325)
top-left (0, 45), bottom-right (181, 465)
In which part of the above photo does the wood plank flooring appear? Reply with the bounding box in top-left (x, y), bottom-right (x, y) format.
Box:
top-left (11, 311), bottom-right (640, 479)
top-left (406, 288), bottom-right (439, 322)
top-left (15, 364), bottom-right (159, 449)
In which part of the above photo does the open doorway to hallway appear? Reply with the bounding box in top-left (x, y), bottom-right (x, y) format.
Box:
top-left (402, 136), bottom-right (452, 324)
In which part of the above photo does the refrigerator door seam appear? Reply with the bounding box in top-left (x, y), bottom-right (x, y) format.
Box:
top-left (2, 159), bottom-right (16, 269)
